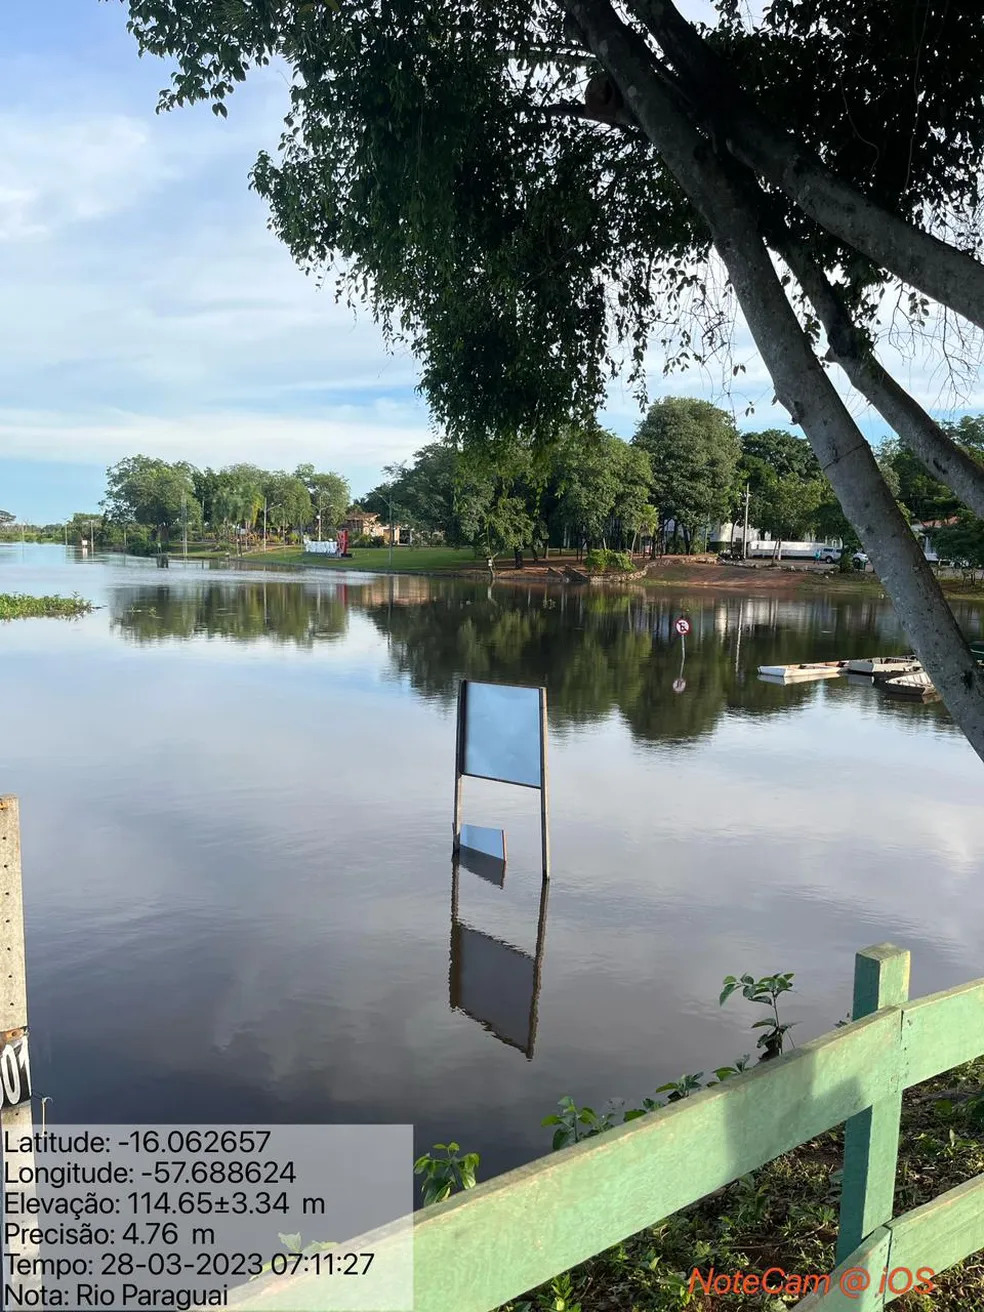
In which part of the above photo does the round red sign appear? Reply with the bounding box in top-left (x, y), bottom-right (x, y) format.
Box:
top-left (674, 617), bottom-right (691, 636)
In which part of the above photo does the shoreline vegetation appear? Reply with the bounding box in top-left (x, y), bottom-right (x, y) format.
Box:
top-left (486, 1055), bottom-right (984, 1311)
top-left (434, 971), bottom-right (984, 1312)
top-left (136, 544), bottom-right (984, 603)
top-left (0, 593), bottom-right (94, 621)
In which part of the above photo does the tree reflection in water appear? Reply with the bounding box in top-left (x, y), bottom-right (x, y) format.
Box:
top-left (110, 575), bottom-right (962, 747)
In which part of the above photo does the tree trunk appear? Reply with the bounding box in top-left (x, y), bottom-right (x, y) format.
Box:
top-left (568, 0), bottom-right (984, 762)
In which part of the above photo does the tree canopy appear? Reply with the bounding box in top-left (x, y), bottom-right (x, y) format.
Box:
top-left (120, 0), bottom-right (984, 759)
top-left (632, 398), bottom-right (739, 549)
top-left (102, 455), bottom-right (198, 543)
top-left (102, 454), bottom-right (349, 547)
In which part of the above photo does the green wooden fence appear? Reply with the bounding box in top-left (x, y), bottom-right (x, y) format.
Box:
top-left (232, 942), bottom-right (984, 1312)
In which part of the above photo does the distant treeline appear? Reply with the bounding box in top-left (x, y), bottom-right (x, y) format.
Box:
top-left (5, 404), bottom-right (983, 561)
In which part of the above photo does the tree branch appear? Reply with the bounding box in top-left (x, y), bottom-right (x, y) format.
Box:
top-left (773, 229), bottom-right (984, 521)
top-left (622, 0), bottom-right (984, 333)
top-left (563, 0), bottom-right (984, 762)
top-left (542, 99), bottom-right (640, 132)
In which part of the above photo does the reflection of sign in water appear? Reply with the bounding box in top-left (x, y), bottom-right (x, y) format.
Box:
top-left (450, 925), bottom-right (537, 1057)
top-left (449, 859), bottom-right (550, 1060)
top-left (454, 681), bottom-right (550, 878)
top-left (672, 678), bottom-right (686, 694)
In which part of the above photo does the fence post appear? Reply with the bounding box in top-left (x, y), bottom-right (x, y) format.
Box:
top-left (0, 795), bottom-right (39, 1298)
top-left (835, 942), bottom-right (910, 1266)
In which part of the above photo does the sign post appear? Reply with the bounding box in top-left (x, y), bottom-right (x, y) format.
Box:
top-left (0, 796), bottom-right (38, 1289)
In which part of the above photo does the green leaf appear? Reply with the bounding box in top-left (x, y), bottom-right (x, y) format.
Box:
top-left (278, 1233), bottom-right (302, 1253)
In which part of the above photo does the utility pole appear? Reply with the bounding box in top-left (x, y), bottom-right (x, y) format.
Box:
top-left (263, 500), bottom-right (267, 552)
top-left (317, 493), bottom-right (323, 542)
top-left (388, 487), bottom-right (395, 573)
top-left (182, 494), bottom-right (188, 559)
top-left (742, 482), bottom-right (750, 560)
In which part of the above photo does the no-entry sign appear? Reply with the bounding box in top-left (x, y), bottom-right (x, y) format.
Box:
top-left (674, 617), bottom-right (691, 637)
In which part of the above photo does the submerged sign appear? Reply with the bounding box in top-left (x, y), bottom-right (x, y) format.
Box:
top-left (453, 680), bottom-right (550, 879)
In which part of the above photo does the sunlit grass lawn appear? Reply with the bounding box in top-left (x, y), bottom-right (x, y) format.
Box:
top-left (243, 546), bottom-right (483, 572)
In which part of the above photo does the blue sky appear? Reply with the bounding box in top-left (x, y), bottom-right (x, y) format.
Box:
top-left (2, 1), bottom-right (981, 524)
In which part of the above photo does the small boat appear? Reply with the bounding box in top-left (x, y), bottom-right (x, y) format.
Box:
top-left (882, 669), bottom-right (938, 700)
top-left (845, 655), bottom-right (921, 678)
top-left (757, 661), bottom-right (845, 682)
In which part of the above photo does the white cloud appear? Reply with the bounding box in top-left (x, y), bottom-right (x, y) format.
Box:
top-left (0, 113), bottom-right (172, 241)
top-left (0, 405), bottom-right (433, 470)
top-left (2, 1), bottom-right (981, 514)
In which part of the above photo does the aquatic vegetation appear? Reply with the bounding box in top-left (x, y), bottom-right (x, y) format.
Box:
top-left (0, 593), bottom-right (93, 620)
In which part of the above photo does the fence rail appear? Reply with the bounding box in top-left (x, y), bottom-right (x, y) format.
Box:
top-left (230, 942), bottom-right (984, 1311)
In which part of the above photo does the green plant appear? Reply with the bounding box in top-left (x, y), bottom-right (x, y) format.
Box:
top-left (707, 1056), bottom-right (754, 1084)
top-left (413, 1142), bottom-right (480, 1205)
top-left (542, 1096), bottom-right (617, 1149)
top-left (545, 1271), bottom-right (582, 1311)
top-left (720, 971), bottom-right (796, 1059)
top-left (0, 593), bottom-right (94, 621)
top-left (652, 1072), bottom-right (706, 1103)
top-left (584, 548), bottom-right (635, 574)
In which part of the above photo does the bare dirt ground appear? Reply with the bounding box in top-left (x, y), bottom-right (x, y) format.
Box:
top-left (458, 554), bottom-right (863, 596)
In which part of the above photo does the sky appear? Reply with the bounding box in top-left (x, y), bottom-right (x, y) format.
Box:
top-left (2, 1), bottom-right (982, 524)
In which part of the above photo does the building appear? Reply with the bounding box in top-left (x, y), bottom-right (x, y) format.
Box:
top-left (910, 519), bottom-right (954, 562)
top-left (342, 510), bottom-right (385, 539)
top-left (341, 511), bottom-right (411, 545)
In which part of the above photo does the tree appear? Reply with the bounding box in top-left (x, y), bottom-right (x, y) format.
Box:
top-left (123, 0), bottom-right (984, 760)
top-left (294, 465), bottom-right (350, 535)
top-left (740, 430), bottom-right (820, 483)
top-left (737, 429), bottom-right (826, 552)
top-left (632, 399), bottom-right (739, 553)
top-left (102, 455), bottom-right (198, 547)
top-left (378, 444), bottom-right (462, 543)
top-left (0, 510), bottom-right (14, 527)
top-left (550, 425), bottom-right (622, 556)
top-left (610, 443), bottom-right (654, 551)
top-left (264, 471), bottom-right (312, 542)
top-left (192, 467), bottom-right (221, 532)
top-left (222, 464), bottom-right (265, 546)
top-left (934, 513), bottom-right (984, 570)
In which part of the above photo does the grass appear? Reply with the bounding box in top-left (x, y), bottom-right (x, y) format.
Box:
top-left (234, 545), bottom-right (484, 573)
top-left (494, 1060), bottom-right (984, 1311)
top-left (0, 593), bottom-right (94, 620)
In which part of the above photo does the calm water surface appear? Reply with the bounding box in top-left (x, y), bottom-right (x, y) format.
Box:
top-left (2, 544), bottom-right (983, 1187)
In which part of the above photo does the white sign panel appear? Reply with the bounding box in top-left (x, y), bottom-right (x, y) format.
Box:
top-left (461, 682), bottom-right (543, 789)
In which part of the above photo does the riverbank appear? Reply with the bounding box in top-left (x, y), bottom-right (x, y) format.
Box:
top-left (0, 593), bottom-right (94, 620)
top-left (223, 548), bottom-right (984, 603)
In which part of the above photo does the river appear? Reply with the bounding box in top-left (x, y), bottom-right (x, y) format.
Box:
top-left (1, 544), bottom-right (982, 1188)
